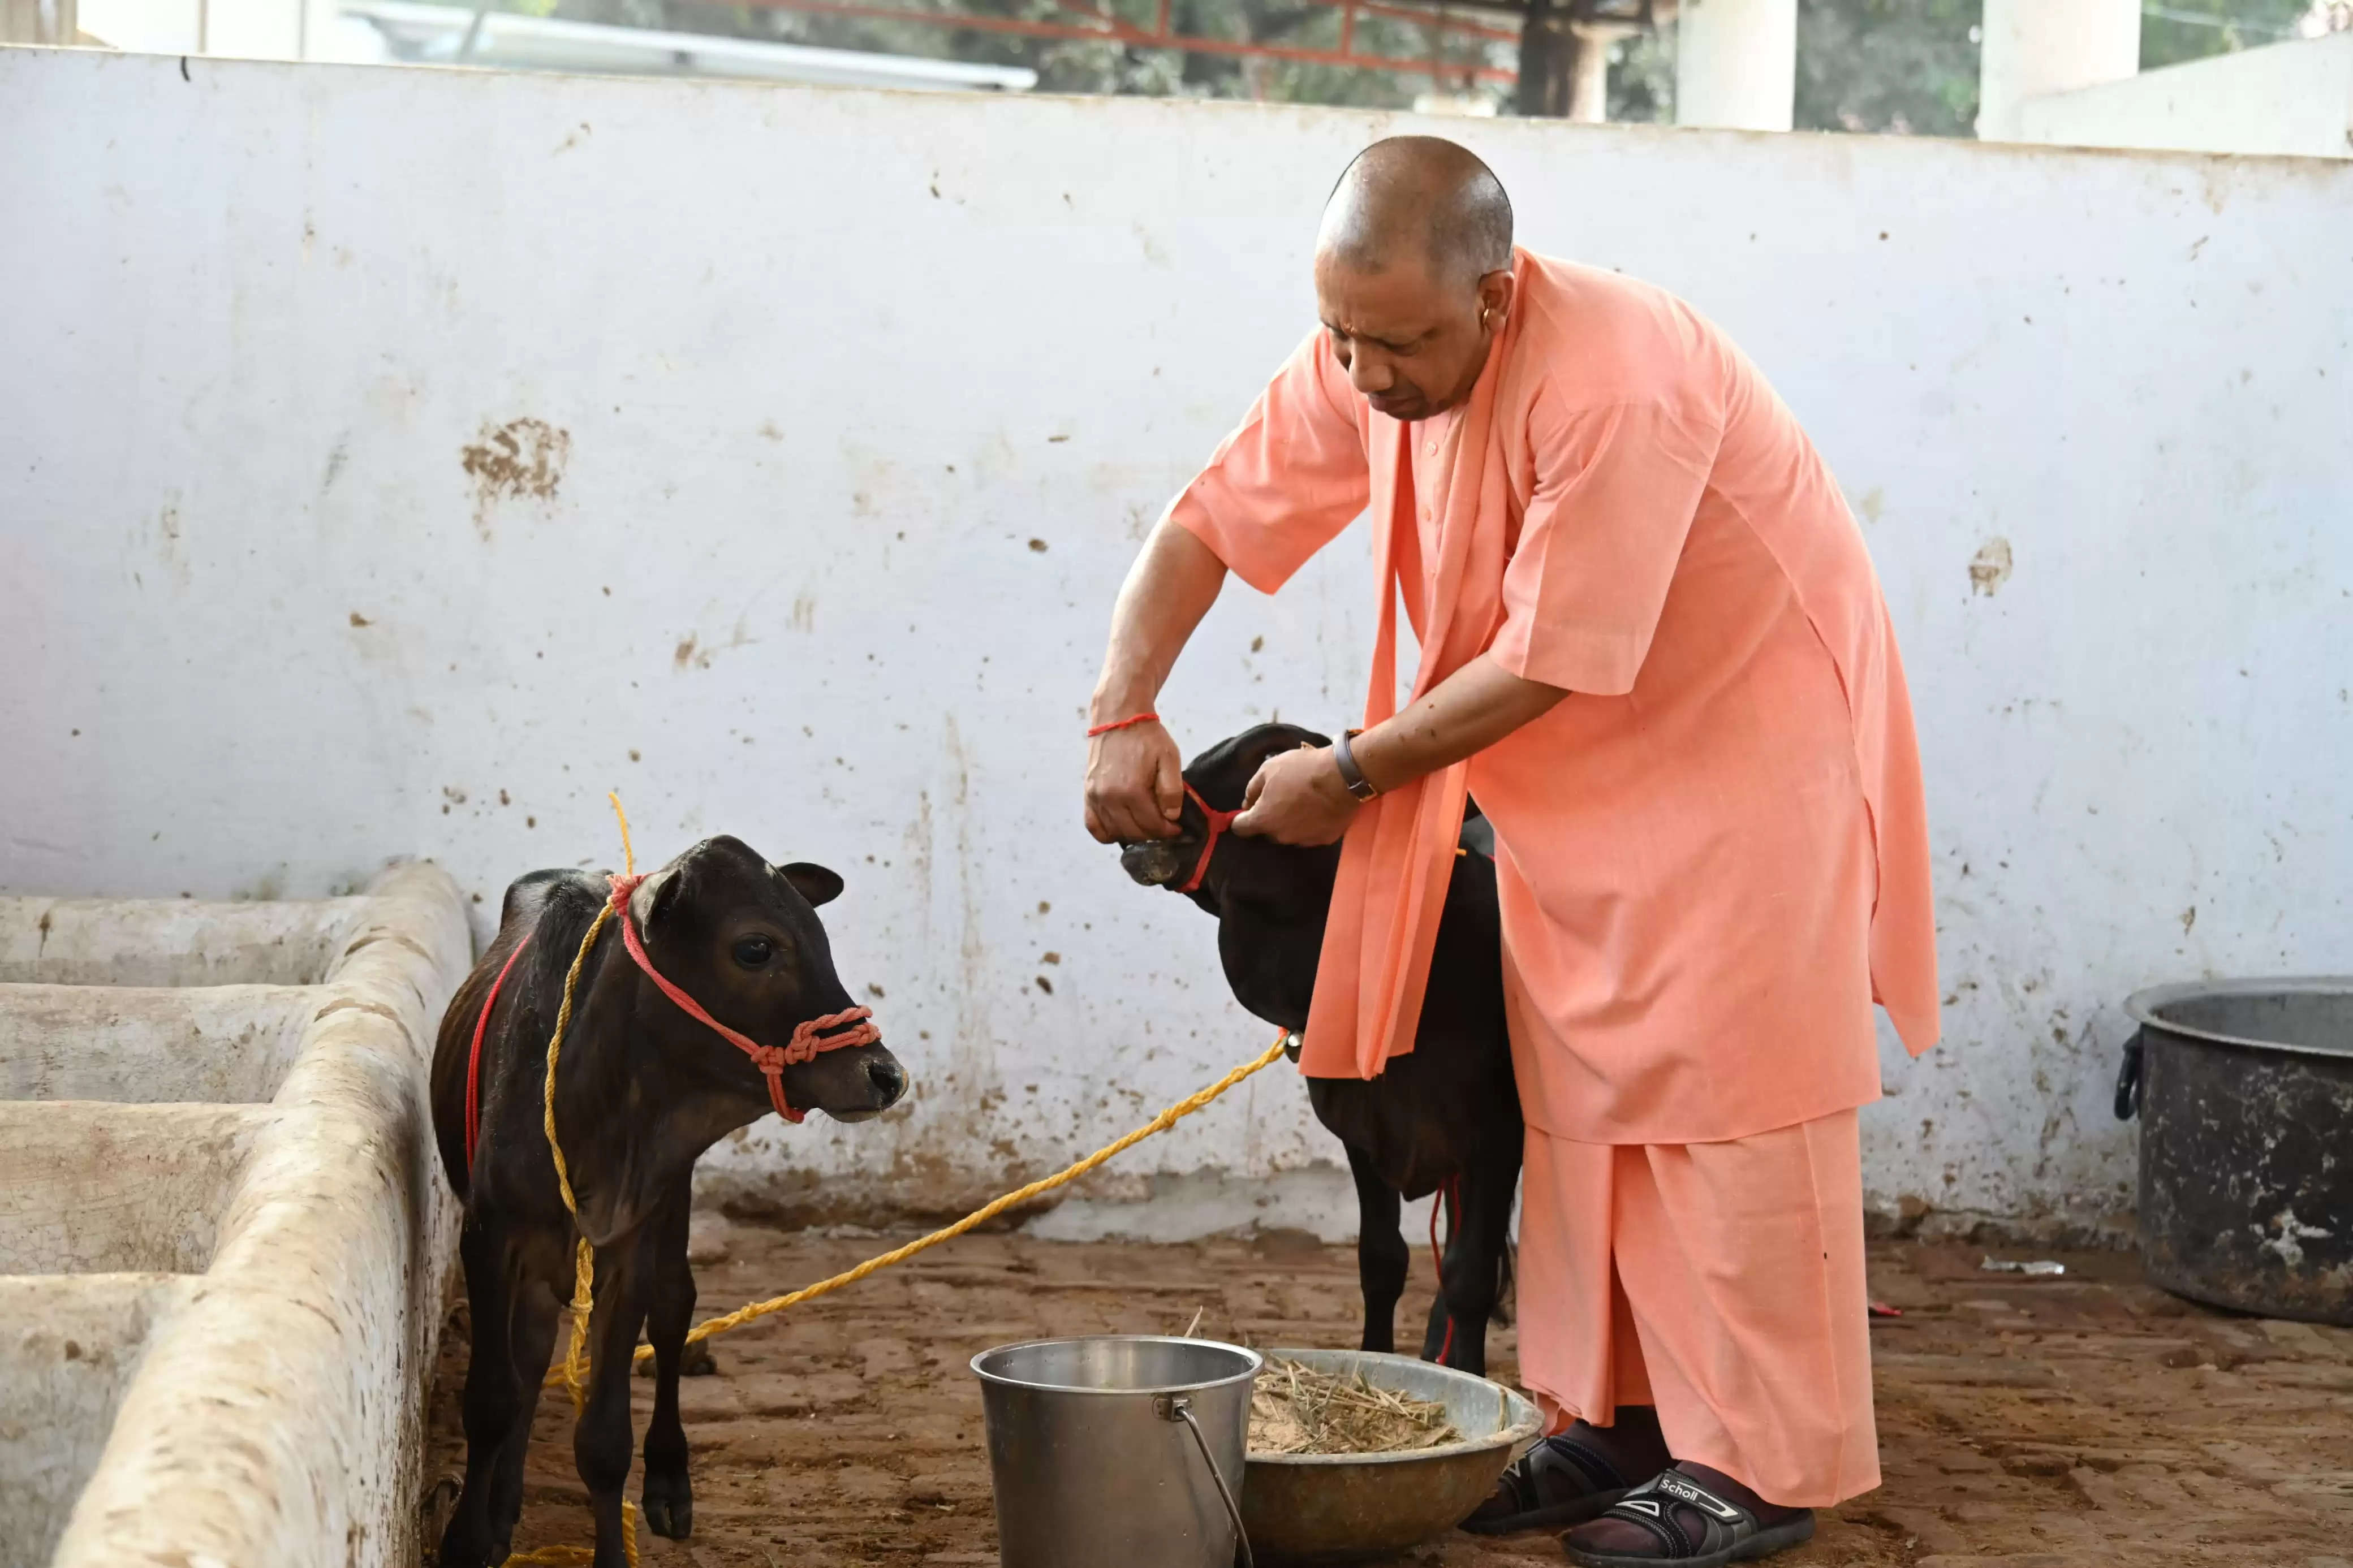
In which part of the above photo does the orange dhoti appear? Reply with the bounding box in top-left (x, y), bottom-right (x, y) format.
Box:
top-left (1515, 1110), bottom-right (1880, 1508)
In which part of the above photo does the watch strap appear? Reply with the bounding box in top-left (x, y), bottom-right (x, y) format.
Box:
top-left (1333, 729), bottom-right (1379, 802)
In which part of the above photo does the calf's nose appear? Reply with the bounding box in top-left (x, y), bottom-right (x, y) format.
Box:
top-left (866, 1058), bottom-right (907, 1108)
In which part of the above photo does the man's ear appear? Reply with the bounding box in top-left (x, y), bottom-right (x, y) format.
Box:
top-left (1477, 268), bottom-right (1515, 331)
top-left (780, 862), bottom-right (844, 908)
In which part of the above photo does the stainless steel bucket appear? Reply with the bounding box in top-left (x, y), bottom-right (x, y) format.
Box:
top-left (972, 1336), bottom-right (1261, 1568)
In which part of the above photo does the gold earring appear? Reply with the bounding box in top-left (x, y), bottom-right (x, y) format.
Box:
top-left (1480, 306), bottom-right (1492, 328)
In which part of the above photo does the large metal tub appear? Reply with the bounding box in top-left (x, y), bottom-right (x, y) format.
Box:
top-left (2119, 977), bottom-right (2353, 1324)
top-left (1241, 1349), bottom-right (1542, 1565)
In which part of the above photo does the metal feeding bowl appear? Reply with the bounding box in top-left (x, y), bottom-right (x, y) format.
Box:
top-left (1241, 1349), bottom-right (1542, 1565)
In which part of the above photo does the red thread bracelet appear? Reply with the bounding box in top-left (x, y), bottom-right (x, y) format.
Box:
top-left (1087, 711), bottom-right (1160, 737)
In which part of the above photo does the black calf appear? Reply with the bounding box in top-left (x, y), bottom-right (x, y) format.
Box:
top-left (1121, 724), bottom-right (1522, 1375)
top-left (430, 836), bottom-right (906, 1568)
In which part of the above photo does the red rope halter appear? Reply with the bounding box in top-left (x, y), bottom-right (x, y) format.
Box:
top-left (606, 872), bottom-right (880, 1125)
top-left (1175, 783), bottom-right (1238, 895)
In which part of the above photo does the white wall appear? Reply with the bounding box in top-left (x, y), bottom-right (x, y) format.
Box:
top-left (2019, 31), bottom-right (2353, 159)
top-left (3, 49), bottom-right (2350, 1236)
top-left (1976, 0), bottom-right (2141, 142)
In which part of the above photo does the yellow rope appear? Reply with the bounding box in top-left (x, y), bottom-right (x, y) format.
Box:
top-left (499, 796), bottom-right (639, 1567)
top-left (512, 791), bottom-right (1289, 1562)
top-left (644, 1029), bottom-right (1290, 1359)
top-left (540, 792), bottom-right (637, 1413)
top-left (501, 1502), bottom-right (638, 1567)
top-left (536, 1029), bottom-right (1292, 1386)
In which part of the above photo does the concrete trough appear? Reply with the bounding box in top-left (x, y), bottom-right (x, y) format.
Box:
top-left (0, 1275), bottom-right (199, 1562)
top-left (0, 896), bottom-right (369, 988)
top-left (0, 1104), bottom-right (269, 1275)
top-left (0, 986), bottom-right (316, 1104)
top-left (0, 866), bottom-right (469, 1568)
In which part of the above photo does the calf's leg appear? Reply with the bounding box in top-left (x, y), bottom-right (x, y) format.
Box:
top-left (1419, 1180), bottom-right (1465, 1368)
top-left (1347, 1141), bottom-right (1408, 1355)
top-left (438, 1219), bottom-right (518, 1568)
top-left (640, 1176), bottom-right (697, 1540)
top-left (1420, 1140), bottom-right (1522, 1375)
top-left (574, 1237), bottom-right (654, 1568)
top-left (485, 1268), bottom-right (563, 1560)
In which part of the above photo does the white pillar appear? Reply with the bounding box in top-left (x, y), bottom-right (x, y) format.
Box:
top-left (1674, 0), bottom-right (1797, 132)
top-left (1566, 20), bottom-right (1639, 124)
top-left (1977, 0), bottom-right (2142, 142)
top-left (0, 0), bottom-right (76, 42)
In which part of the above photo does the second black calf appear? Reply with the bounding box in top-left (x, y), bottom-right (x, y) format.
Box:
top-left (1119, 723), bottom-right (1522, 1374)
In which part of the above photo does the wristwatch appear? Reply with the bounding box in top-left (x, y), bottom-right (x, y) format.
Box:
top-left (1332, 729), bottom-right (1380, 802)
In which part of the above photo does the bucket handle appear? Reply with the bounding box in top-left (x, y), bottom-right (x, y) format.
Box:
top-left (1154, 1394), bottom-right (1254, 1568)
top-left (2114, 1030), bottom-right (2143, 1121)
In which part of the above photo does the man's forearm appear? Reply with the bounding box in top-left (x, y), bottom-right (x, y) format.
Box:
top-left (1090, 517), bottom-right (1229, 722)
top-left (1350, 654), bottom-right (1568, 792)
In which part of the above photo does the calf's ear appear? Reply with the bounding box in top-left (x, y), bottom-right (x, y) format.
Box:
top-left (779, 862), bottom-right (844, 908)
top-left (634, 865), bottom-right (686, 928)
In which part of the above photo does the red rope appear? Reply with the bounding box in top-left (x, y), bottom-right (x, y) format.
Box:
top-left (1087, 711), bottom-right (1160, 737)
top-left (1429, 1176), bottom-right (1458, 1366)
top-left (1175, 783), bottom-right (1238, 895)
top-left (607, 874), bottom-right (880, 1124)
top-left (464, 934), bottom-right (533, 1174)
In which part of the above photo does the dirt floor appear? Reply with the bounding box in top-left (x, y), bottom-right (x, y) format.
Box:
top-left (421, 1223), bottom-right (2353, 1568)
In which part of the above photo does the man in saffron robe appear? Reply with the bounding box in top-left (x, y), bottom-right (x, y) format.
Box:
top-left (1083, 137), bottom-right (1939, 1566)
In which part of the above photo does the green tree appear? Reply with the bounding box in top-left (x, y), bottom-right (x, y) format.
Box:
top-left (1606, 21), bottom-right (1674, 120)
top-left (1775, 1), bottom-right (2330, 138)
top-left (2142, 1), bottom-right (2318, 68)
top-left (1793, 0), bottom-right (1979, 135)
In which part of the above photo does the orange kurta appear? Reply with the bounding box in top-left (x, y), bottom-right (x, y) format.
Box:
top-left (1170, 250), bottom-right (1938, 1144)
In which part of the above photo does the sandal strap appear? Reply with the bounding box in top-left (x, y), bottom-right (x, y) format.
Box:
top-left (1599, 1472), bottom-right (1759, 1560)
top-left (1597, 1492), bottom-right (1696, 1558)
top-left (1653, 1471), bottom-right (1756, 1534)
top-left (1498, 1435), bottom-right (1632, 1512)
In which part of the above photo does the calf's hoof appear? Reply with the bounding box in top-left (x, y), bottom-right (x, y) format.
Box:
top-left (633, 1344), bottom-right (719, 1379)
top-left (432, 1515), bottom-right (496, 1568)
top-left (641, 1473), bottom-right (694, 1540)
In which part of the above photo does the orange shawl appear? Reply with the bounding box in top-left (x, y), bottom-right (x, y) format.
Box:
top-left (1299, 259), bottom-right (1536, 1081)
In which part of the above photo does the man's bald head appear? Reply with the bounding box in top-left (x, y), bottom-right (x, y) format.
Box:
top-left (1317, 136), bottom-right (1513, 288)
top-left (1312, 137), bottom-right (1518, 421)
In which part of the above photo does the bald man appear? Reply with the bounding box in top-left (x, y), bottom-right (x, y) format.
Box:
top-left (1084, 138), bottom-right (1939, 1566)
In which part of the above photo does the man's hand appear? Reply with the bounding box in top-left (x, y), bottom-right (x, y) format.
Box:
top-left (1230, 742), bottom-right (1360, 846)
top-left (1085, 719), bottom-right (1186, 843)
top-left (1084, 521), bottom-right (1230, 844)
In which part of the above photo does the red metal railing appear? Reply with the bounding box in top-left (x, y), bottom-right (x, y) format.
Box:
top-left (712, 0), bottom-right (1520, 86)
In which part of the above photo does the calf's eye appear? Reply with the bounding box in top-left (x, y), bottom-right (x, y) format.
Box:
top-left (732, 935), bottom-right (775, 968)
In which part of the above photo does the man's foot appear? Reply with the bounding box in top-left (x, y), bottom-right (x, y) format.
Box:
top-left (1460, 1407), bottom-right (1671, 1536)
top-left (1562, 1463), bottom-right (1814, 1566)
